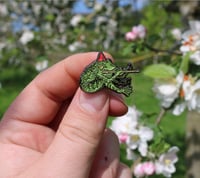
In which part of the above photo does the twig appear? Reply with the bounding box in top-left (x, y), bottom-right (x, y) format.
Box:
top-left (144, 42), bottom-right (182, 55)
top-left (156, 108), bottom-right (166, 125)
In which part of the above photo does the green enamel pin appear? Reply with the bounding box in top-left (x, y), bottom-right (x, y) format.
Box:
top-left (80, 52), bottom-right (139, 97)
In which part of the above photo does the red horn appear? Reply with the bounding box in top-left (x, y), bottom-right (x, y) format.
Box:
top-left (96, 51), bottom-right (106, 61)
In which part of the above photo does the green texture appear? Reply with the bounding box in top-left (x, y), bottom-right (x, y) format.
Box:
top-left (80, 52), bottom-right (138, 96)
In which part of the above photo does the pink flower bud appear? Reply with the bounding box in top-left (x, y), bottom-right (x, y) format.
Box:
top-left (125, 31), bottom-right (137, 41)
top-left (134, 162), bottom-right (155, 177)
top-left (142, 162), bottom-right (155, 175)
top-left (119, 133), bottom-right (128, 143)
top-left (134, 163), bottom-right (145, 177)
top-left (132, 25), bottom-right (146, 39)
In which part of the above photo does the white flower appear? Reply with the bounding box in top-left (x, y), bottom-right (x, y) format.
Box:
top-left (182, 21), bottom-right (200, 39)
top-left (108, 19), bottom-right (117, 29)
top-left (32, 4), bottom-right (41, 16)
top-left (171, 28), bottom-right (182, 40)
top-left (173, 102), bottom-right (186, 116)
top-left (111, 106), bottom-right (154, 158)
top-left (95, 16), bottom-right (107, 26)
top-left (110, 106), bottom-right (141, 143)
top-left (68, 41), bottom-right (86, 52)
top-left (0, 42), bottom-right (6, 51)
top-left (127, 126), bottom-right (154, 157)
top-left (173, 77), bottom-right (200, 115)
top-left (70, 15), bottom-right (83, 27)
top-left (153, 72), bottom-right (183, 108)
top-left (19, 30), bottom-right (34, 45)
top-left (35, 60), bottom-right (48, 72)
top-left (155, 146), bottom-right (179, 177)
top-left (0, 3), bottom-right (8, 16)
top-left (126, 148), bottom-right (137, 160)
top-left (190, 51), bottom-right (200, 65)
top-left (94, 2), bottom-right (103, 12)
top-left (180, 20), bottom-right (200, 65)
top-left (186, 80), bottom-right (200, 111)
top-left (155, 83), bottom-right (178, 107)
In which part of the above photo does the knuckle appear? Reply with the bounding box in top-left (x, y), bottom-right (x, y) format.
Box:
top-left (58, 119), bottom-right (100, 148)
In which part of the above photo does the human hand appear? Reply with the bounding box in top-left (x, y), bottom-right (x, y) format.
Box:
top-left (0, 52), bottom-right (132, 178)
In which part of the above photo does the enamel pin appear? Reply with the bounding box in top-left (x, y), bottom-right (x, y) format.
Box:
top-left (80, 52), bottom-right (138, 97)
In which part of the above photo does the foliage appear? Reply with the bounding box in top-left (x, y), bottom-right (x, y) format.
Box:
top-left (1, 0), bottom-right (199, 177)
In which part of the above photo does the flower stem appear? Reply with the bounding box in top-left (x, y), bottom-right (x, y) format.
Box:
top-left (156, 108), bottom-right (166, 125)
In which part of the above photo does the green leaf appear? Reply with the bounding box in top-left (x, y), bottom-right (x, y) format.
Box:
top-left (149, 139), bottom-right (171, 156)
top-left (143, 64), bottom-right (176, 79)
top-left (180, 52), bottom-right (190, 74)
top-left (45, 14), bottom-right (55, 21)
top-left (122, 43), bottom-right (133, 56)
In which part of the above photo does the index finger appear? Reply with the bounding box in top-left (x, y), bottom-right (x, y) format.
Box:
top-left (3, 52), bottom-right (110, 124)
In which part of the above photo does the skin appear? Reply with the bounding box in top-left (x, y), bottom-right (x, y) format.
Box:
top-left (0, 52), bottom-right (132, 178)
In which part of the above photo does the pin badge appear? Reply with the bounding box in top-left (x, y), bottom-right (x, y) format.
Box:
top-left (80, 52), bottom-right (139, 96)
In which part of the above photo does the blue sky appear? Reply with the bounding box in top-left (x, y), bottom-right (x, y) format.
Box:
top-left (73, 0), bottom-right (148, 14)
top-left (12, 0), bottom-right (148, 32)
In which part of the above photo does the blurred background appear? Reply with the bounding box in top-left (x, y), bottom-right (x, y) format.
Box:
top-left (1, 0), bottom-right (200, 177)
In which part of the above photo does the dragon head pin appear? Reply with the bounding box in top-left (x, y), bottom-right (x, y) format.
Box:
top-left (80, 52), bottom-right (139, 96)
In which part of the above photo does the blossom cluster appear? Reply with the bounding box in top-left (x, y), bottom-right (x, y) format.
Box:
top-left (153, 21), bottom-right (200, 115)
top-left (110, 106), bottom-right (179, 177)
top-left (180, 21), bottom-right (200, 65)
top-left (125, 24), bottom-right (146, 41)
top-left (154, 72), bottom-right (200, 116)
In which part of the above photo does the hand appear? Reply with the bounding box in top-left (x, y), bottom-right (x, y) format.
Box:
top-left (0, 52), bottom-right (132, 178)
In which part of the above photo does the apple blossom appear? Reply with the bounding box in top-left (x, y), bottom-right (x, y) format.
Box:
top-left (125, 24), bottom-right (146, 41)
top-left (35, 60), bottom-right (48, 72)
top-left (173, 77), bottom-right (200, 115)
top-left (126, 126), bottom-right (154, 157)
top-left (190, 51), bottom-right (200, 65)
top-left (153, 72), bottom-right (184, 108)
top-left (70, 14), bottom-right (83, 27)
top-left (125, 31), bottom-right (137, 41)
top-left (68, 41), bottom-right (87, 52)
top-left (155, 146), bottom-right (179, 177)
top-left (126, 148), bottom-right (137, 160)
top-left (180, 20), bottom-right (200, 65)
top-left (134, 163), bottom-right (145, 177)
top-left (134, 162), bottom-right (155, 177)
top-left (110, 106), bottom-right (140, 134)
top-left (172, 102), bottom-right (186, 116)
top-left (185, 79), bottom-right (200, 111)
top-left (94, 2), bottom-right (103, 12)
top-left (132, 24), bottom-right (146, 39)
top-left (143, 161), bottom-right (155, 175)
top-left (0, 3), bottom-right (8, 16)
top-left (19, 30), bottom-right (34, 45)
top-left (118, 133), bottom-right (129, 144)
top-left (171, 28), bottom-right (182, 40)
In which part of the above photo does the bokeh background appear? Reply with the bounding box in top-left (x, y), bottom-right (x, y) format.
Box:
top-left (1, 0), bottom-right (200, 177)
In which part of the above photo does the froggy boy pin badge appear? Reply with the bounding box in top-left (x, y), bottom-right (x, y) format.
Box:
top-left (80, 52), bottom-right (139, 97)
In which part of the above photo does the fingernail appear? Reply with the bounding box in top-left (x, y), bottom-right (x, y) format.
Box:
top-left (109, 91), bottom-right (125, 103)
top-left (79, 90), bottom-right (108, 113)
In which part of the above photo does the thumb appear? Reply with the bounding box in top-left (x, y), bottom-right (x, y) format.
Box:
top-left (38, 88), bottom-right (112, 178)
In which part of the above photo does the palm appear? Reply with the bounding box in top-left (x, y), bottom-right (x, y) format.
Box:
top-left (0, 120), bottom-right (56, 176)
